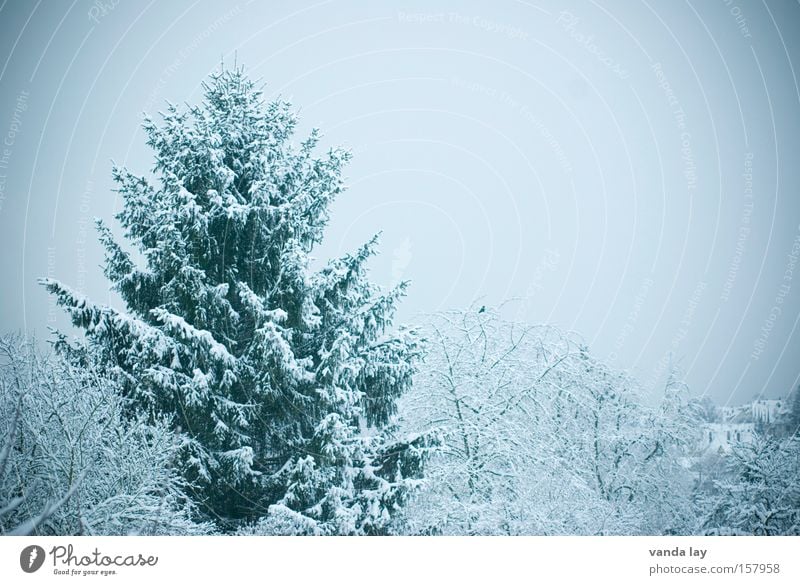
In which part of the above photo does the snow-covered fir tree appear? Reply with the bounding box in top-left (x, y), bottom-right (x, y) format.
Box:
top-left (41, 67), bottom-right (427, 534)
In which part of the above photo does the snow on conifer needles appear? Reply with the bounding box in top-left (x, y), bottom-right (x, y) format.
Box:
top-left (39, 67), bottom-right (427, 534)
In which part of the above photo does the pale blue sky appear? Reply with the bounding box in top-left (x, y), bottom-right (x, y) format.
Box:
top-left (1, 0), bottom-right (799, 406)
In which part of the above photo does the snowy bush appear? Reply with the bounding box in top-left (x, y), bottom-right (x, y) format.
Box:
top-left (696, 435), bottom-right (800, 535)
top-left (0, 335), bottom-right (212, 535)
top-left (395, 308), bottom-right (696, 535)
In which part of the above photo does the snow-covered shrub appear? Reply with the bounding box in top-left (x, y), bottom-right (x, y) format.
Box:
top-left (0, 335), bottom-right (213, 535)
top-left (696, 435), bottom-right (800, 535)
top-left (395, 308), bottom-right (696, 535)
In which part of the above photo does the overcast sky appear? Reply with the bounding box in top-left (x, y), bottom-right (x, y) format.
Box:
top-left (1, 0), bottom-right (799, 406)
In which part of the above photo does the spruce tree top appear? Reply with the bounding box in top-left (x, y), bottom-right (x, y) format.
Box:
top-left (42, 67), bottom-right (425, 533)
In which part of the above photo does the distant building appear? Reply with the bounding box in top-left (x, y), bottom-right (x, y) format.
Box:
top-left (696, 394), bottom-right (792, 454)
top-left (700, 422), bottom-right (756, 454)
top-left (719, 404), bottom-right (749, 422)
top-left (751, 398), bottom-right (787, 425)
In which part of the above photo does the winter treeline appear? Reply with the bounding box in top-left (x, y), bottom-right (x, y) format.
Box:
top-left (1, 68), bottom-right (798, 535)
top-left (394, 309), bottom-right (800, 535)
